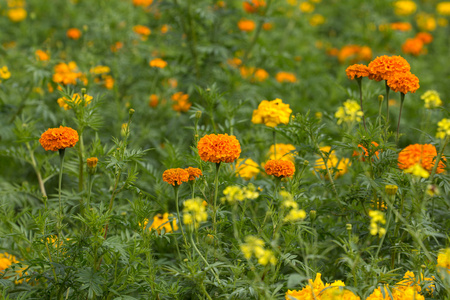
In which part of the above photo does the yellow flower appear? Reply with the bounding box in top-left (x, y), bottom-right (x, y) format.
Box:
top-left (240, 236), bottom-right (276, 266)
top-left (404, 163), bottom-right (430, 178)
top-left (90, 65), bottom-right (111, 74)
top-left (369, 210), bottom-right (386, 237)
top-left (0, 66), bottom-right (11, 82)
top-left (437, 2), bottom-right (450, 16)
top-left (421, 90), bottom-right (442, 109)
top-left (437, 248), bottom-right (450, 274)
top-left (394, 0), bottom-right (417, 16)
top-left (314, 146), bottom-right (350, 179)
top-left (221, 184), bottom-right (259, 204)
top-left (8, 7), bottom-right (27, 22)
top-left (57, 93), bottom-right (93, 110)
top-left (236, 158), bottom-right (260, 180)
top-left (142, 213), bottom-right (178, 234)
top-left (309, 14), bottom-right (325, 26)
top-left (268, 143), bottom-right (296, 162)
top-left (335, 100), bottom-right (363, 126)
top-left (416, 13), bottom-right (437, 31)
top-left (284, 208), bottom-right (306, 222)
top-left (285, 273), bottom-right (325, 300)
top-left (299, 2), bottom-right (314, 13)
top-left (251, 98), bottom-right (292, 127)
top-left (183, 198), bottom-right (208, 229)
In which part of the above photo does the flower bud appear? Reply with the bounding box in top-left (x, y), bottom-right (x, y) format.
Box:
top-left (378, 95), bottom-right (384, 103)
top-left (195, 110), bottom-right (202, 119)
top-left (346, 223), bottom-right (352, 231)
top-left (385, 184), bottom-right (398, 196)
top-left (129, 108), bottom-right (135, 116)
top-left (86, 157), bottom-right (98, 174)
top-left (310, 210), bottom-right (316, 221)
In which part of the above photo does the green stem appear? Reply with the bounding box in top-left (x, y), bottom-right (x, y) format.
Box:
top-left (189, 232), bottom-right (222, 285)
top-left (86, 173), bottom-right (93, 211)
top-left (375, 197), bottom-right (393, 257)
top-left (26, 142), bottom-right (47, 197)
top-left (78, 133), bottom-right (85, 215)
top-left (396, 93), bottom-right (405, 144)
top-left (174, 186), bottom-right (188, 247)
top-left (357, 78), bottom-right (366, 131)
top-left (273, 129), bottom-right (277, 159)
top-left (213, 162), bottom-right (221, 237)
top-left (429, 135), bottom-right (449, 183)
top-left (58, 149), bottom-right (65, 234)
top-left (385, 81), bottom-right (390, 125)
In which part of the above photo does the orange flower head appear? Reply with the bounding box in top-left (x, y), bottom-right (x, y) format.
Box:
top-left (39, 126), bottom-right (79, 151)
top-left (368, 55), bottom-right (411, 81)
top-left (390, 22), bottom-right (412, 31)
top-left (35, 50), bottom-right (50, 61)
top-left (133, 25), bottom-right (151, 40)
top-left (149, 94), bottom-right (159, 107)
top-left (353, 142), bottom-right (380, 161)
top-left (86, 157), bottom-right (98, 168)
top-left (66, 28), bottom-right (82, 40)
top-left (243, 0), bottom-right (266, 13)
top-left (337, 45), bottom-right (360, 63)
top-left (346, 64), bottom-right (370, 80)
top-left (8, 8), bottom-right (27, 22)
top-left (185, 167), bottom-right (202, 181)
top-left (149, 58), bottom-right (167, 68)
top-left (133, 0), bottom-right (153, 7)
top-left (387, 72), bottom-right (419, 94)
top-left (402, 38), bottom-right (424, 56)
top-left (275, 71), bottom-right (297, 83)
top-left (197, 134), bottom-right (241, 164)
top-left (415, 32), bottom-right (433, 44)
top-left (398, 144), bottom-right (446, 173)
top-left (238, 19), bottom-right (256, 32)
top-left (162, 168), bottom-right (189, 186)
top-left (264, 159), bottom-right (295, 178)
top-left (171, 92), bottom-right (191, 112)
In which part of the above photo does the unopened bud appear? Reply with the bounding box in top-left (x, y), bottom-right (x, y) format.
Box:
top-left (195, 110), bottom-right (202, 119)
top-left (86, 157), bottom-right (98, 174)
top-left (81, 88), bottom-right (87, 96)
top-left (378, 95), bottom-right (384, 103)
top-left (303, 160), bottom-right (309, 166)
top-left (346, 223), bottom-right (352, 231)
top-left (385, 184), bottom-right (398, 196)
top-left (129, 108), bottom-right (135, 116)
top-left (310, 210), bottom-right (316, 221)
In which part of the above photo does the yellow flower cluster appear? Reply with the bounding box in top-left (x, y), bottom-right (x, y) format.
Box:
top-left (0, 66), bottom-right (11, 83)
top-left (369, 210), bottom-right (386, 237)
top-left (286, 273), bottom-right (360, 300)
top-left (281, 191), bottom-right (306, 222)
top-left (314, 146), bottom-right (350, 179)
top-left (0, 252), bottom-right (18, 272)
top-left (90, 65), bottom-right (114, 90)
top-left (421, 90), bottom-right (442, 109)
top-left (436, 118), bottom-right (450, 139)
top-left (335, 100), bottom-right (364, 125)
top-left (251, 98), bottom-right (292, 127)
top-left (53, 62), bottom-right (84, 86)
top-left (437, 2), bottom-right (450, 16)
top-left (437, 248), bottom-right (450, 274)
top-left (268, 143), bottom-right (297, 162)
top-left (142, 213), bottom-right (178, 234)
top-left (236, 158), bottom-right (260, 179)
top-left (240, 236), bottom-right (277, 266)
top-left (182, 198), bottom-right (208, 229)
top-left (221, 183), bottom-right (259, 204)
top-left (7, 0), bottom-right (27, 22)
top-left (57, 93), bottom-right (93, 110)
top-left (404, 163), bottom-right (430, 178)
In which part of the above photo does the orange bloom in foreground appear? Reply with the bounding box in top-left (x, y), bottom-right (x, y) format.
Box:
top-left (402, 38), bottom-right (424, 56)
top-left (398, 144), bottom-right (445, 173)
top-left (162, 168), bottom-right (189, 186)
top-left (264, 159), bottom-right (295, 178)
top-left (66, 28), bottom-right (82, 40)
top-left (197, 134), bottom-right (241, 164)
top-left (387, 72), bottom-right (419, 94)
top-left (353, 142), bottom-right (380, 160)
top-left (276, 72), bottom-right (297, 83)
top-left (39, 126), bottom-right (79, 151)
top-left (185, 167), bottom-right (203, 181)
top-left (238, 19), bottom-right (256, 32)
top-left (346, 64), bottom-right (370, 80)
top-left (368, 55), bottom-right (411, 81)
top-left (149, 58), bottom-right (167, 68)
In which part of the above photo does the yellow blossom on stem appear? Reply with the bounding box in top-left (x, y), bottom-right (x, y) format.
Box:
top-left (335, 100), bottom-right (364, 125)
top-left (369, 210), bottom-right (386, 237)
top-left (252, 98), bottom-right (292, 127)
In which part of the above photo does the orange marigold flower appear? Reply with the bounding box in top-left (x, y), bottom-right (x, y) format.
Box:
top-left (353, 141), bottom-right (380, 161)
top-left (39, 126), bottom-right (79, 151)
top-left (197, 134), bottom-right (241, 164)
top-left (337, 45), bottom-right (360, 63)
top-left (254, 68), bottom-right (269, 81)
top-left (402, 38), bottom-right (424, 56)
top-left (238, 19), bottom-right (256, 32)
top-left (346, 64), bottom-right (370, 80)
top-left (133, 0), bottom-right (153, 7)
top-left (35, 50), bottom-right (50, 61)
top-left (171, 92), bottom-right (191, 112)
top-left (133, 25), bottom-right (151, 40)
top-left (111, 41), bottom-right (123, 52)
top-left (387, 72), bottom-right (420, 94)
top-left (162, 168), bottom-right (189, 186)
top-left (390, 22), bottom-right (412, 31)
top-left (86, 157), bottom-right (98, 168)
top-left (264, 159), bottom-right (295, 178)
top-left (185, 167), bottom-right (202, 181)
top-left (398, 144), bottom-right (446, 173)
top-left (66, 28), bottom-right (81, 40)
top-left (149, 94), bottom-right (159, 107)
top-left (415, 32), bottom-right (433, 44)
top-left (368, 55), bottom-right (411, 81)
top-left (243, 0), bottom-right (266, 13)
top-left (275, 72), bottom-right (297, 83)
top-left (262, 22), bottom-right (273, 30)
top-left (149, 58), bottom-right (167, 68)
top-left (52, 62), bottom-right (83, 86)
